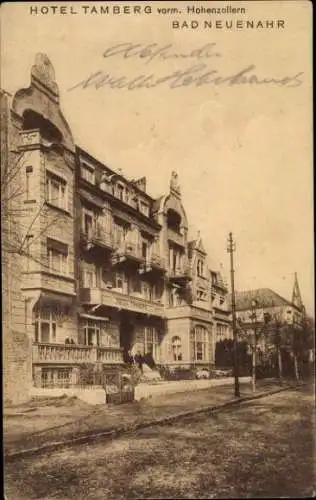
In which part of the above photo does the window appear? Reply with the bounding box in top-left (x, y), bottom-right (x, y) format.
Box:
top-left (169, 288), bottom-right (182, 307)
top-left (125, 189), bottom-right (130, 204)
top-left (117, 184), bottom-right (124, 201)
top-left (140, 201), bottom-right (149, 217)
top-left (142, 282), bottom-right (152, 301)
top-left (81, 163), bottom-right (95, 184)
top-left (114, 221), bottom-right (127, 246)
top-left (130, 275), bottom-right (141, 294)
top-left (84, 321), bottom-right (100, 346)
top-left (25, 166), bottom-right (33, 200)
top-left (197, 290), bottom-right (207, 302)
top-left (82, 263), bottom-right (99, 288)
top-left (142, 241), bottom-right (148, 260)
top-left (47, 238), bottom-right (68, 275)
top-left (197, 259), bottom-right (204, 277)
top-left (191, 325), bottom-right (209, 361)
top-left (34, 305), bottom-right (61, 343)
top-left (144, 327), bottom-right (159, 360)
top-left (81, 320), bottom-right (109, 347)
top-left (46, 171), bottom-right (67, 210)
top-left (172, 336), bottom-right (182, 361)
top-left (82, 211), bottom-right (94, 237)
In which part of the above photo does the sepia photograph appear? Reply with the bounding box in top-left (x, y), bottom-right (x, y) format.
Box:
top-left (1, 1), bottom-right (314, 498)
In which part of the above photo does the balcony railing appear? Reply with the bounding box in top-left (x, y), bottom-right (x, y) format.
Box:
top-left (18, 129), bottom-right (42, 149)
top-left (81, 287), bottom-right (165, 317)
top-left (168, 266), bottom-right (192, 281)
top-left (81, 227), bottom-right (116, 251)
top-left (167, 228), bottom-right (185, 247)
top-left (150, 253), bottom-right (165, 269)
top-left (32, 343), bottom-right (124, 364)
top-left (111, 241), bottom-right (144, 265)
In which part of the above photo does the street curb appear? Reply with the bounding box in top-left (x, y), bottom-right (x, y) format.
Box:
top-left (4, 384), bottom-right (300, 462)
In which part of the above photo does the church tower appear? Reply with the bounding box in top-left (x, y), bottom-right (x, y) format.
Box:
top-left (292, 272), bottom-right (304, 312)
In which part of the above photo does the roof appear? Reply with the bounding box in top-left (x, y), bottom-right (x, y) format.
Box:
top-left (187, 237), bottom-right (206, 255)
top-left (229, 288), bottom-right (294, 311)
top-left (210, 270), bottom-right (228, 291)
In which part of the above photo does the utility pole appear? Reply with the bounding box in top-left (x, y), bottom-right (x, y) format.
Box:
top-left (227, 232), bottom-right (240, 398)
top-left (250, 300), bottom-right (258, 393)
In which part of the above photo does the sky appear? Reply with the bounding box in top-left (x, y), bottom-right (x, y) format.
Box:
top-left (1, 1), bottom-right (314, 315)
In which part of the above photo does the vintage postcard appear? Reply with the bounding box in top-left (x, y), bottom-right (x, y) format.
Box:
top-left (1, 1), bottom-right (314, 499)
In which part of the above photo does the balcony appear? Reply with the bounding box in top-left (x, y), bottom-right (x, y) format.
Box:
top-left (166, 305), bottom-right (212, 322)
top-left (81, 287), bottom-right (165, 317)
top-left (150, 253), bottom-right (166, 270)
top-left (21, 271), bottom-right (76, 296)
top-left (139, 254), bottom-right (166, 275)
top-left (18, 129), bottom-right (42, 150)
top-left (168, 266), bottom-right (192, 284)
top-left (167, 228), bottom-right (185, 247)
top-left (32, 343), bottom-right (124, 364)
top-left (111, 241), bottom-right (143, 265)
top-left (81, 227), bottom-right (116, 252)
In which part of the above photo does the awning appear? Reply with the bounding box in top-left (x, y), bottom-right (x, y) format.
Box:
top-left (79, 313), bottom-right (109, 322)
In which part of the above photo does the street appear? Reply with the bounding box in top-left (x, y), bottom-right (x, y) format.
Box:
top-left (5, 385), bottom-right (315, 499)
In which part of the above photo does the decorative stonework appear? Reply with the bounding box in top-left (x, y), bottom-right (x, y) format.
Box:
top-left (170, 171), bottom-right (181, 196)
top-left (31, 53), bottom-right (59, 97)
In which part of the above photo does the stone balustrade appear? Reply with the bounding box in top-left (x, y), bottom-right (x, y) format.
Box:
top-left (32, 342), bottom-right (124, 364)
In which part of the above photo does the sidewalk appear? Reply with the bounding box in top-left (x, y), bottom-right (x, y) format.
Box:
top-left (4, 378), bottom-right (291, 459)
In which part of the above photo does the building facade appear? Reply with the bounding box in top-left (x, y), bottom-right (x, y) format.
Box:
top-left (233, 276), bottom-right (306, 355)
top-left (2, 54), bottom-right (230, 402)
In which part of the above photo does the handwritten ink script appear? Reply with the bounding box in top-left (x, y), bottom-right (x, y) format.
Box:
top-left (68, 42), bottom-right (304, 92)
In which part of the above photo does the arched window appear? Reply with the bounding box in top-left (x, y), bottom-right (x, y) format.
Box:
top-left (172, 336), bottom-right (182, 361)
top-left (166, 209), bottom-right (181, 233)
top-left (190, 325), bottom-right (209, 361)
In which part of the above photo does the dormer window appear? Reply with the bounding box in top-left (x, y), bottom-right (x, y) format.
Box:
top-left (140, 201), bottom-right (149, 217)
top-left (125, 189), bottom-right (130, 204)
top-left (117, 183), bottom-right (124, 201)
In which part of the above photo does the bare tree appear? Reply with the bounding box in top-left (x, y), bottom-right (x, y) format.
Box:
top-left (1, 148), bottom-right (63, 272)
top-left (265, 312), bottom-right (314, 381)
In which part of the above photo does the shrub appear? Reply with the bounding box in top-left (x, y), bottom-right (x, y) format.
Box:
top-left (121, 363), bottom-right (142, 387)
top-left (159, 366), bottom-right (196, 381)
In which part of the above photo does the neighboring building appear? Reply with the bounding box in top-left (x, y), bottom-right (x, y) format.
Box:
top-left (232, 274), bottom-right (306, 354)
top-left (210, 270), bottom-right (231, 346)
top-left (2, 54), bottom-right (229, 402)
